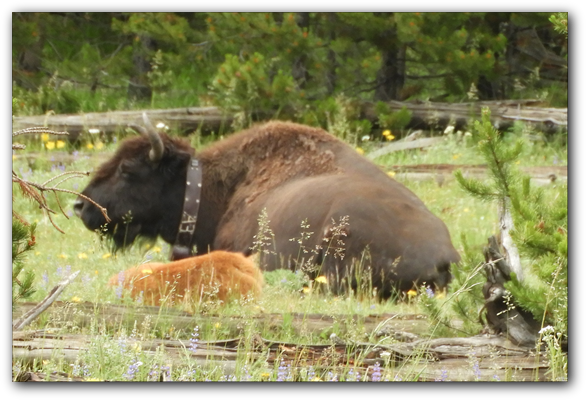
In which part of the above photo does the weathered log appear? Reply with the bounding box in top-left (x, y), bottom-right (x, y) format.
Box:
top-left (12, 271), bottom-right (80, 331)
top-left (12, 329), bottom-right (548, 381)
top-left (12, 107), bottom-right (236, 140)
top-left (360, 99), bottom-right (567, 133)
top-left (12, 301), bottom-right (431, 337)
top-left (481, 236), bottom-right (541, 347)
top-left (11, 99), bottom-right (567, 141)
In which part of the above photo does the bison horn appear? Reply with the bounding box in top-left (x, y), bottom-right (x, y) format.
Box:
top-left (129, 113), bottom-right (165, 163)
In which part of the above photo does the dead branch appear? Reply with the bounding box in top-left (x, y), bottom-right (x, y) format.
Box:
top-left (12, 271), bottom-right (80, 331)
top-left (12, 126), bottom-right (110, 229)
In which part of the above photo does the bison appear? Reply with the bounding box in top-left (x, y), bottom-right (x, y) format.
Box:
top-left (74, 114), bottom-right (460, 299)
top-left (108, 251), bottom-right (263, 306)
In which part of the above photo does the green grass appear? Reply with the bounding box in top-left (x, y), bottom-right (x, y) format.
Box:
top-left (11, 126), bottom-right (567, 382)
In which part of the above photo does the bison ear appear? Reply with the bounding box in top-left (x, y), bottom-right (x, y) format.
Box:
top-left (165, 149), bottom-right (192, 171)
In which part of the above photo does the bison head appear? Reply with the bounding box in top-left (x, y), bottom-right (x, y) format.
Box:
top-left (74, 113), bottom-right (194, 250)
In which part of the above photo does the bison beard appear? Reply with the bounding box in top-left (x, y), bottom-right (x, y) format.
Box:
top-left (75, 118), bottom-right (460, 299)
top-left (108, 251), bottom-right (263, 306)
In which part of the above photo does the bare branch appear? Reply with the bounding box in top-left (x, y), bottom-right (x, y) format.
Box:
top-left (12, 271), bottom-right (80, 331)
top-left (12, 125), bottom-right (110, 230)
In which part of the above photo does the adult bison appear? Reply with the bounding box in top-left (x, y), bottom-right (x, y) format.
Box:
top-left (74, 114), bottom-right (460, 299)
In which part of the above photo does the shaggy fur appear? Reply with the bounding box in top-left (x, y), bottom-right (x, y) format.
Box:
top-left (108, 251), bottom-right (263, 306)
top-left (77, 120), bottom-right (460, 299)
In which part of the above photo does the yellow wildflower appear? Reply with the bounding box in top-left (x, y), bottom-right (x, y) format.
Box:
top-left (41, 133), bottom-right (50, 142)
top-left (58, 253), bottom-right (68, 259)
top-left (78, 253), bottom-right (88, 259)
top-left (56, 140), bottom-right (66, 149)
top-left (35, 251), bottom-right (41, 256)
top-left (315, 276), bottom-right (328, 284)
top-left (12, 154), bottom-right (17, 161)
top-left (102, 253), bottom-right (112, 259)
top-left (382, 130), bottom-right (395, 141)
top-left (94, 270), bottom-right (99, 275)
top-left (153, 246), bottom-right (162, 253)
top-left (515, 160), bottom-right (521, 165)
top-left (45, 141), bottom-right (56, 150)
top-left (302, 287), bottom-right (311, 294)
top-left (70, 296), bottom-right (82, 303)
top-left (356, 147), bottom-right (364, 155)
top-left (407, 289), bottom-right (417, 298)
top-left (141, 268), bottom-right (153, 274)
top-left (464, 208), bottom-right (470, 213)
top-left (311, 377), bottom-right (323, 381)
top-left (452, 154), bottom-right (461, 160)
top-left (214, 322), bottom-right (221, 328)
top-left (95, 141), bottom-right (104, 150)
top-left (435, 291), bottom-right (446, 299)
top-left (387, 171), bottom-right (396, 177)
top-left (86, 143), bottom-right (94, 150)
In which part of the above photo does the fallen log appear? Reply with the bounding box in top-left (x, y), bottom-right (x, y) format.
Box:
top-left (12, 329), bottom-right (548, 381)
top-left (12, 99), bottom-right (567, 141)
top-left (12, 301), bottom-right (431, 338)
top-left (361, 99), bottom-right (567, 134)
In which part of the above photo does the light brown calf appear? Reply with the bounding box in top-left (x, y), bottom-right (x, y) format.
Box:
top-left (108, 251), bottom-right (262, 306)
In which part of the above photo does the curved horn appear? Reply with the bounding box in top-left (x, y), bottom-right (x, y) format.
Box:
top-left (143, 113), bottom-right (164, 163)
top-left (139, 112), bottom-right (164, 163)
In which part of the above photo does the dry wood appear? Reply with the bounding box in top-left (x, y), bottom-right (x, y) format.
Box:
top-left (498, 198), bottom-right (523, 281)
top-left (12, 302), bottom-right (549, 382)
top-left (12, 301), bottom-right (431, 337)
top-left (387, 164), bottom-right (566, 187)
top-left (12, 107), bottom-right (235, 139)
top-left (361, 99), bottom-right (567, 133)
top-left (12, 271), bottom-right (80, 331)
top-left (366, 137), bottom-right (443, 160)
top-left (12, 99), bottom-right (567, 140)
top-left (12, 328), bottom-right (548, 382)
top-left (481, 236), bottom-right (541, 347)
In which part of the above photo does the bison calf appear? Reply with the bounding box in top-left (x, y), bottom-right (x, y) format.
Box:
top-left (108, 251), bottom-right (263, 306)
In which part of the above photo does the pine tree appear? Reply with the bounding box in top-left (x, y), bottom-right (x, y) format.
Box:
top-left (453, 108), bottom-right (567, 339)
top-left (12, 220), bottom-right (37, 308)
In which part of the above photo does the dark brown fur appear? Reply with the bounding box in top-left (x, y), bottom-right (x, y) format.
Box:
top-left (76, 121), bottom-right (460, 299)
top-left (108, 251), bottom-right (263, 306)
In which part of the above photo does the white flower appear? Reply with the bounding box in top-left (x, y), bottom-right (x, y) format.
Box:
top-left (539, 325), bottom-right (555, 334)
top-left (361, 135), bottom-right (370, 141)
top-left (444, 125), bottom-right (455, 134)
top-left (88, 128), bottom-right (100, 134)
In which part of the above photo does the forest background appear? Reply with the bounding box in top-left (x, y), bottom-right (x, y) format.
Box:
top-left (12, 12), bottom-right (567, 123)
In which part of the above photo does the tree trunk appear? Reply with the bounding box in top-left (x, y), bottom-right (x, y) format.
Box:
top-left (374, 20), bottom-right (405, 101)
top-left (127, 35), bottom-right (155, 102)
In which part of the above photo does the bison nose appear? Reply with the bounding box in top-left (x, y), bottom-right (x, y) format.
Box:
top-left (73, 198), bottom-right (84, 217)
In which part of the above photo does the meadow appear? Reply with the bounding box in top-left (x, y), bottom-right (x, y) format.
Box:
top-left (11, 122), bottom-right (567, 382)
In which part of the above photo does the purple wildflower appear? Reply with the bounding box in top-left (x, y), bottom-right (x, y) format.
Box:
top-left (371, 362), bottom-right (382, 382)
top-left (189, 326), bottom-right (199, 353)
top-left (240, 364), bottom-right (252, 381)
top-left (426, 287), bottom-right (434, 298)
top-left (435, 368), bottom-right (449, 381)
top-left (123, 359), bottom-right (143, 380)
top-left (277, 359), bottom-right (291, 382)
top-left (42, 271), bottom-right (49, 286)
top-left (473, 360), bottom-right (481, 380)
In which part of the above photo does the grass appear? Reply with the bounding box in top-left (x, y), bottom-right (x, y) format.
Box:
top-left (11, 124), bottom-right (567, 382)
